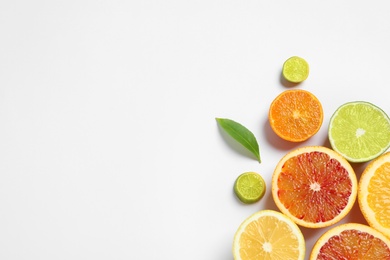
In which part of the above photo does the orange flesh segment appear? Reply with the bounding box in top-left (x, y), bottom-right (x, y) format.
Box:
top-left (269, 90), bottom-right (323, 142)
top-left (368, 162), bottom-right (390, 228)
top-left (317, 229), bottom-right (390, 259)
top-left (277, 151), bottom-right (352, 224)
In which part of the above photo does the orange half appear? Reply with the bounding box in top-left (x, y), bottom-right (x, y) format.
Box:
top-left (269, 89), bottom-right (323, 142)
top-left (359, 152), bottom-right (390, 239)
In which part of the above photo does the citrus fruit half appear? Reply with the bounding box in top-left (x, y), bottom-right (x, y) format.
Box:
top-left (328, 101), bottom-right (390, 162)
top-left (310, 223), bottom-right (390, 259)
top-left (272, 146), bottom-right (357, 228)
top-left (233, 209), bottom-right (305, 260)
top-left (234, 172), bottom-right (266, 204)
top-left (282, 56), bottom-right (310, 83)
top-left (358, 152), bottom-right (390, 239)
top-left (269, 89), bottom-right (323, 142)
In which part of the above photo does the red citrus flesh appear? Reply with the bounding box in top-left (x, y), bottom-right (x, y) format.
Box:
top-left (316, 229), bottom-right (390, 259)
top-left (277, 151), bottom-right (353, 224)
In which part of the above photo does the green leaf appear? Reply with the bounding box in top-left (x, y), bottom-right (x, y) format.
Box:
top-left (216, 118), bottom-right (261, 163)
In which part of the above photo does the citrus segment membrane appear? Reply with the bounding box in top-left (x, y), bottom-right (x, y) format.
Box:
top-left (234, 172), bottom-right (266, 204)
top-left (310, 223), bottom-right (390, 259)
top-left (269, 90), bottom-right (323, 142)
top-left (359, 152), bottom-right (390, 239)
top-left (328, 101), bottom-right (390, 162)
top-left (282, 56), bottom-right (310, 83)
top-left (272, 146), bottom-right (357, 228)
top-left (233, 210), bottom-right (305, 260)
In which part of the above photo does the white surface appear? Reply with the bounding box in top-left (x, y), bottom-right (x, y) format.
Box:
top-left (1, 1), bottom-right (390, 259)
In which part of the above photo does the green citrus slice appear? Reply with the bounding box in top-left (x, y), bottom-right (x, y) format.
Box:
top-left (234, 172), bottom-right (266, 204)
top-left (282, 56), bottom-right (309, 83)
top-left (328, 101), bottom-right (390, 163)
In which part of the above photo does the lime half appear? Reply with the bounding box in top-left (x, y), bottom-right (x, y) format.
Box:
top-left (282, 56), bottom-right (309, 83)
top-left (234, 172), bottom-right (266, 204)
top-left (328, 101), bottom-right (390, 163)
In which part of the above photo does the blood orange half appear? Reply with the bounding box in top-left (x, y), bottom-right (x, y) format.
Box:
top-left (272, 146), bottom-right (357, 228)
top-left (310, 223), bottom-right (390, 259)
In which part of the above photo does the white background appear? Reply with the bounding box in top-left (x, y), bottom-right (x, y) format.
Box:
top-left (1, 0), bottom-right (390, 259)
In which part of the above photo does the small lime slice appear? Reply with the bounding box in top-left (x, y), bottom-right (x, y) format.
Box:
top-left (328, 101), bottom-right (390, 162)
top-left (234, 172), bottom-right (266, 204)
top-left (282, 56), bottom-right (309, 83)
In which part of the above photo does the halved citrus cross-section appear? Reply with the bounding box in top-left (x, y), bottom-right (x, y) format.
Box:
top-left (272, 146), bottom-right (357, 228)
top-left (233, 210), bottom-right (305, 260)
top-left (269, 89), bottom-right (323, 142)
top-left (234, 172), bottom-right (266, 204)
top-left (359, 152), bottom-right (390, 239)
top-left (282, 56), bottom-right (310, 83)
top-left (328, 101), bottom-right (390, 162)
top-left (310, 223), bottom-right (390, 259)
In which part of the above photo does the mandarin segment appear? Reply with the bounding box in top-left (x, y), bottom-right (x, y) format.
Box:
top-left (272, 146), bottom-right (357, 228)
top-left (269, 90), bottom-right (323, 142)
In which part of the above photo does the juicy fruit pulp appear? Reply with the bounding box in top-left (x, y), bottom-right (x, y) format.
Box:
top-left (315, 230), bottom-right (390, 259)
top-left (269, 89), bottom-right (323, 142)
top-left (328, 101), bottom-right (390, 162)
top-left (234, 172), bottom-right (266, 204)
top-left (359, 152), bottom-right (390, 239)
top-left (233, 210), bottom-right (305, 260)
top-left (310, 223), bottom-right (390, 259)
top-left (272, 146), bottom-right (357, 228)
top-left (282, 56), bottom-right (310, 83)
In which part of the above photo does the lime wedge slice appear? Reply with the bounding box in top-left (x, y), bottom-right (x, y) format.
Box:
top-left (282, 56), bottom-right (309, 83)
top-left (234, 172), bottom-right (266, 204)
top-left (328, 101), bottom-right (390, 162)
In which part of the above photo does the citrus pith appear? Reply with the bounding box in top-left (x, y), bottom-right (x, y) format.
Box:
top-left (272, 146), bottom-right (357, 228)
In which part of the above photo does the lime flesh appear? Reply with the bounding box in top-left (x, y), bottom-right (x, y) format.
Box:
top-left (282, 56), bottom-right (309, 83)
top-left (234, 172), bottom-right (266, 204)
top-left (328, 101), bottom-right (390, 162)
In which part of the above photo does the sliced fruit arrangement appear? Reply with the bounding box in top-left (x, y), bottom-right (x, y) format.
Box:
top-left (234, 172), bottom-right (266, 204)
top-left (221, 57), bottom-right (390, 260)
top-left (272, 146), bottom-right (357, 228)
top-left (328, 101), bottom-right (390, 162)
top-left (358, 152), bottom-right (390, 239)
top-left (310, 223), bottom-right (390, 259)
top-left (233, 210), bottom-right (305, 260)
top-left (269, 89), bottom-right (323, 142)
